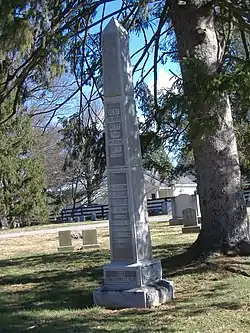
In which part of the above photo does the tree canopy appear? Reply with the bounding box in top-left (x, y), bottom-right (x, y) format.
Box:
top-left (1, 0), bottom-right (250, 254)
top-left (0, 99), bottom-right (47, 227)
top-left (60, 110), bottom-right (106, 206)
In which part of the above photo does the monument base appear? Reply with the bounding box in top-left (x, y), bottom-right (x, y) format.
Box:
top-left (182, 225), bottom-right (201, 234)
top-left (58, 246), bottom-right (74, 253)
top-left (169, 218), bottom-right (183, 226)
top-left (82, 244), bottom-right (100, 249)
top-left (103, 259), bottom-right (162, 290)
top-left (93, 280), bottom-right (174, 309)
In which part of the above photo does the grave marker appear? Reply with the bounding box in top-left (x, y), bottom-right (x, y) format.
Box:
top-left (58, 230), bottom-right (74, 252)
top-left (93, 18), bottom-right (174, 309)
top-left (82, 229), bottom-right (100, 248)
top-left (182, 208), bottom-right (201, 233)
top-left (169, 193), bottom-right (201, 226)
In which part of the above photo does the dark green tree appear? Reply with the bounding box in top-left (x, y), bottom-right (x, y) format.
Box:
top-left (60, 113), bottom-right (106, 207)
top-left (140, 131), bottom-right (173, 182)
top-left (0, 99), bottom-right (48, 227)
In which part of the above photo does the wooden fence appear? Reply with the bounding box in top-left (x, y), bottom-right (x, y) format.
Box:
top-left (48, 189), bottom-right (250, 224)
top-left (49, 197), bottom-right (171, 223)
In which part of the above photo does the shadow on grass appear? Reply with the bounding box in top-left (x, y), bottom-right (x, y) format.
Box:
top-left (0, 249), bottom-right (110, 268)
top-left (0, 309), bottom-right (179, 333)
top-left (0, 250), bottom-right (108, 310)
top-left (0, 243), bottom-right (249, 332)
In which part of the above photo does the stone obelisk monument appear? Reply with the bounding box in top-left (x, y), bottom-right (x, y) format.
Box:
top-left (93, 18), bottom-right (174, 308)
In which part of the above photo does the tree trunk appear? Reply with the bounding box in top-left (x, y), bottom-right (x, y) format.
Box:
top-left (169, 1), bottom-right (250, 256)
top-left (71, 180), bottom-right (79, 218)
top-left (86, 189), bottom-right (92, 205)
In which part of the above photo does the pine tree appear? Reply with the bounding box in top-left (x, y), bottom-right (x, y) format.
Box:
top-left (0, 99), bottom-right (48, 227)
top-left (60, 113), bottom-right (106, 206)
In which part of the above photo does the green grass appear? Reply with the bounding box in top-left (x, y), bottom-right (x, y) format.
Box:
top-left (0, 223), bottom-right (249, 332)
top-left (0, 219), bottom-right (108, 234)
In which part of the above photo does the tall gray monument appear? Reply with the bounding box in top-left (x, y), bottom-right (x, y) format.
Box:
top-left (93, 18), bottom-right (174, 308)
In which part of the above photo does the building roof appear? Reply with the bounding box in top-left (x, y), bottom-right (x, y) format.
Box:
top-left (170, 175), bottom-right (196, 185)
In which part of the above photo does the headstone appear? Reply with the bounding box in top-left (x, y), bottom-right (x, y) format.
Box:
top-left (91, 213), bottom-right (97, 221)
top-left (80, 215), bottom-right (86, 222)
top-left (67, 217), bottom-right (73, 222)
top-left (58, 230), bottom-right (74, 252)
top-left (82, 229), bottom-right (100, 248)
top-left (169, 193), bottom-right (200, 226)
top-left (183, 208), bottom-right (197, 226)
top-left (182, 208), bottom-right (201, 234)
top-left (93, 18), bottom-right (174, 309)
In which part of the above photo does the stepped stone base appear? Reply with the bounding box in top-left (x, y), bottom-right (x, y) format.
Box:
top-left (169, 218), bottom-right (183, 226)
top-left (102, 259), bottom-right (162, 291)
top-left (82, 244), bottom-right (100, 249)
top-left (58, 245), bottom-right (74, 253)
top-left (93, 280), bottom-right (174, 309)
top-left (182, 225), bottom-right (201, 234)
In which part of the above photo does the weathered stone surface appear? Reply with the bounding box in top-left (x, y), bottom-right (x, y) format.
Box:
top-left (58, 245), bottom-right (74, 253)
top-left (182, 208), bottom-right (198, 227)
top-left (102, 18), bottom-right (152, 266)
top-left (182, 225), bottom-right (201, 234)
top-left (93, 18), bottom-right (174, 308)
top-left (169, 218), bottom-right (183, 226)
top-left (171, 194), bottom-right (200, 219)
top-left (58, 230), bottom-right (74, 252)
top-left (82, 229), bottom-right (100, 248)
top-left (103, 259), bottom-right (162, 291)
top-left (93, 280), bottom-right (174, 309)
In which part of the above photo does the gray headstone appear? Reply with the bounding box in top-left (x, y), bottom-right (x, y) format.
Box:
top-left (182, 208), bottom-right (198, 226)
top-left (93, 18), bottom-right (173, 308)
top-left (171, 194), bottom-right (200, 219)
top-left (58, 230), bottom-right (74, 252)
top-left (91, 213), bottom-right (97, 221)
top-left (82, 229), bottom-right (100, 248)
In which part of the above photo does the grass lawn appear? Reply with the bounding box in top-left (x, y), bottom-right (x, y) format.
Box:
top-left (0, 219), bottom-right (108, 234)
top-left (0, 222), bottom-right (249, 333)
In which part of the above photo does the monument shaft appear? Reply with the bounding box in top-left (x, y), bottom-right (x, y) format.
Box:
top-left (103, 19), bottom-right (151, 264)
top-left (93, 18), bottom-right (174, 308)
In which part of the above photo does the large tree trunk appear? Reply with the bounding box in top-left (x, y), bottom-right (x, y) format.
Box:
top-left (169, 1), bottom-right (250, 255)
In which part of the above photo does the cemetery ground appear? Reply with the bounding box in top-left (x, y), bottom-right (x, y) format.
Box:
top-left (0, 220), bottom-right (107, 234)
top-left (0, 223), bottom-right (249, 333)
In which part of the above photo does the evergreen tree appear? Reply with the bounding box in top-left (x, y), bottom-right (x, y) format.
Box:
top-left (0, 0), bottom-right (99, 119)
top-left (60, 113), bottom-right (106, 207)
top-left (0, 99), bottom-right (48, 227)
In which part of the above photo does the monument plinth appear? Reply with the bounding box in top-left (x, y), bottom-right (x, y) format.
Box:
top-left (93, 18), bottom-right (174, 308)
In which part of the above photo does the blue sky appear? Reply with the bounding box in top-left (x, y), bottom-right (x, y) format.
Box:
top-left (90, 2), bottom-right (180, 165)
top-left (51, 2), bottom-right (180, 163)
top-left (92, 1), bottom-right (180, 91)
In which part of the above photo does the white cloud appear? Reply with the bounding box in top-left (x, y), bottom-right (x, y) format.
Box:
top-left (149, 67), bottom-right (176, 94)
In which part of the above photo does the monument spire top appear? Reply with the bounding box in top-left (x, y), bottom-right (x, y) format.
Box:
top-left (103, 17), bottom-right (127, 35)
